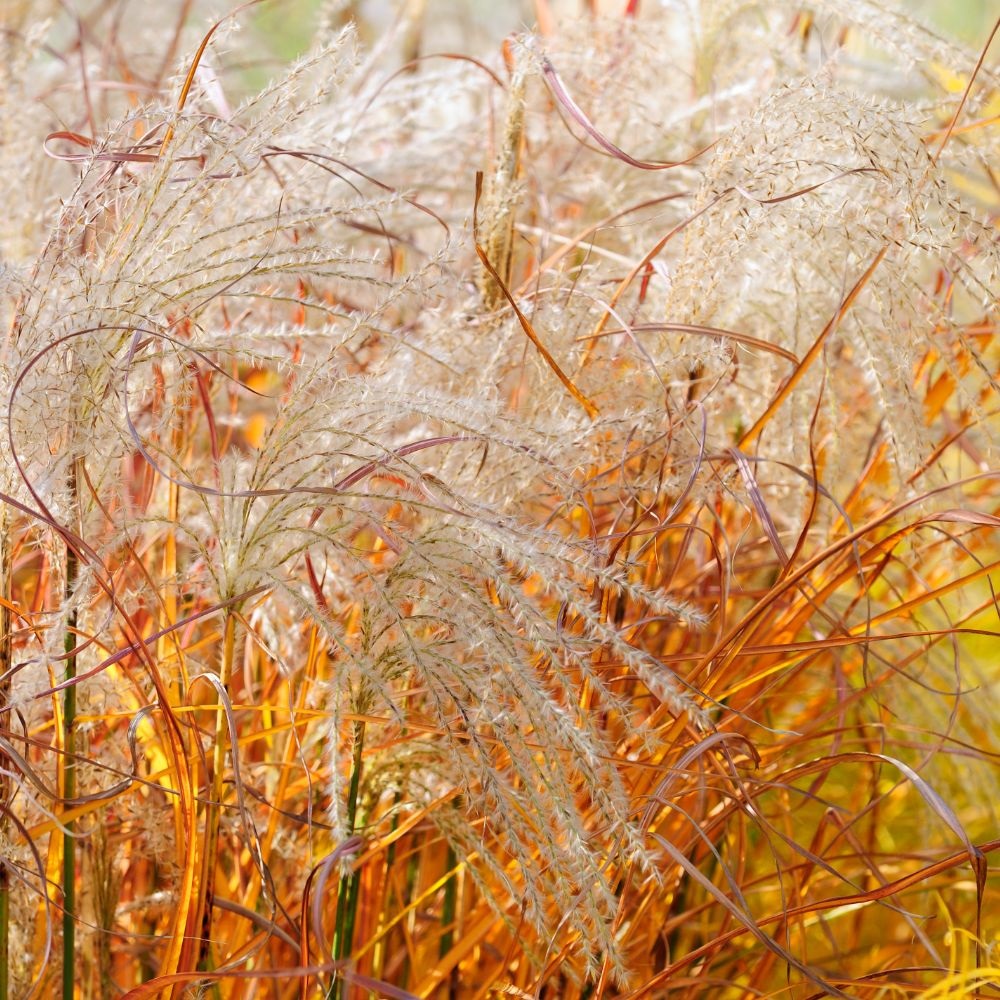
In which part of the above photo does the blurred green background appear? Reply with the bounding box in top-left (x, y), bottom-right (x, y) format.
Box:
top-left (250, 0), bottom-right (998, 62)
top-left (906, 0), bottom-right (996, 43)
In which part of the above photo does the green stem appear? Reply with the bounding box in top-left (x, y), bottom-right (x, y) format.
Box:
top-left (0, 516), bottom-right (11, 1000)
top-left (62, 537), bottom-right (78, 1000)
top-left (399, 843), bottom-right (421, 992)
top-left (198, 609), bottom-right (237, 973)
top-left (370, 792), bottom-right (402, 984)
top-left (439, 843), bottom-right (457, 959)
top-left (329, 719), bottom-right (366, 1000)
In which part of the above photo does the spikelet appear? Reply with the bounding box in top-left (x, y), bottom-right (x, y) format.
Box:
top-left (477, 52), bottom-right (526, 309)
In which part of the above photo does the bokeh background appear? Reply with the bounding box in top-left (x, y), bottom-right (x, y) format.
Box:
top-left (246, 0), bottom-right (997, 69)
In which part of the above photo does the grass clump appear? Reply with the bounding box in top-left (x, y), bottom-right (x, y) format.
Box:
top-left (0, 1), bottom-right (998, 997)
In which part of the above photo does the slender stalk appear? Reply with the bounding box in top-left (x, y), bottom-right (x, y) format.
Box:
top-left (440, 842), bottom-right (459, 1000)
top-left (370, 792), bottom-right (402, 984)
top-left (0, 888), bottom-right (7, 1000)
top-left (62, 512), bottom-right (79, 1000)
top-left (0, 513), bottom-right (11, 1000)
top-left (329, 719), bottom-right (366, 1000)
top-left (160, 478), bottom-right (183, 703)
top-left (197, 608), bottom-right (238, 972)
top-left (439, 843), bottom-right (457, 959)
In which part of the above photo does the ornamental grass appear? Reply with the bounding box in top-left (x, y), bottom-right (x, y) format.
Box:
top-left (0, 1), bottom-right (998, 997)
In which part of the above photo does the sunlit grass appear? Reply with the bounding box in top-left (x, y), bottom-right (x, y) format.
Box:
top-left (0, 2), bottom-right (998, 998)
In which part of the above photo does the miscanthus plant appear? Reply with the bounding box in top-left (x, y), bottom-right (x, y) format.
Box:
top-left (1, 1), bottom-right (998, 997)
